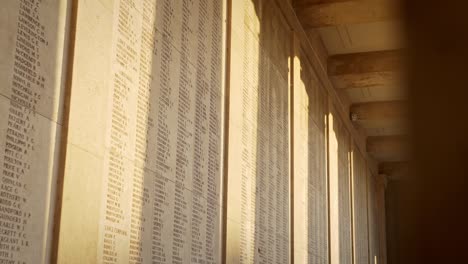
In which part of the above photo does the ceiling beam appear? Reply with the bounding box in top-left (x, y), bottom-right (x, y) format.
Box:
top-left (379, 161), bottom-right (408, 175)
top-left (328, 50), bottom-right (401, 76)
top-left (293, 0), bottom-right (351, 9)
top-left (328, 50), bottom-right (402, 89)
top-left (379, 161), bottom-right (409, 180)
top-left (367, 136), bottom-right (409, 162)
top-left (350, 101), bottom-right (407, 122)
top-left (295, 0), bottom-right (398, 29)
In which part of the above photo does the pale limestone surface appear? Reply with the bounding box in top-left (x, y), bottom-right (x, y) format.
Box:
top-left (0, 0), bottom-right (389, 263)
top-left (226, 1), bottom-right (291, 263)
top-left (0, 0), bottom-right (69, 263)
top-left (293, 48), bottom-right (329, 264)
top-left (351, 147), bottom-right (370, 264)
top-left (328, 104), bottom-right (353, 264)
top-left (57, 0), bottom-right (226, 263)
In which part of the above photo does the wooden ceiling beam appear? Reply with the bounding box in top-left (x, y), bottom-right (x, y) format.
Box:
top-left (367, 136), bottom-right (409, 162)
top-left (379, 161), bottom-right (409, 180)
top-left (328, 50), bottom-right (402, 90)
top-left (293, 0), bottom-right (351, 9)
top-left (294, 0), bottom-right (398, 29)
top-left (350, 101), bottom-right (407, 122)
top-left (379, 161), bottom-right (409, 177)
top-left (328, 50), bottom-right (401, 76)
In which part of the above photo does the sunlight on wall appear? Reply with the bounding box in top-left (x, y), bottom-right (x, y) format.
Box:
top-left (226, 0), bottom-right (261, 262)
top-left (226, 1), bottom-right (291, 263)
top-left (293, 55), bottom-right (310, 263)
top-left (328, 105), bottom-right (354, 264)
top-left (328, 109), bottom-right (341, 264)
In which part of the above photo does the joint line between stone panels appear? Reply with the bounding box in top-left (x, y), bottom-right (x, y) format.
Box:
top-left (66, 135), bottom-right (216, 198)
top-left (0, 93), bottom-right (63, 126)
top-left (221, 0), bottom-right (232, 262)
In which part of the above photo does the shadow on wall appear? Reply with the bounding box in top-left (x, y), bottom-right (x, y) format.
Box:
top-left (60, 0), bottom-right (226, 263)
top-left (296, 49), bottom-right (329, 264)
top-left (254, 0), bottom-right (291, 263)
top-left (129, 0), bottom-right (226, 263)
top-left (233, 0), bottom-right (292, 262)
top-left (331, 105), bottom-right (353, 264)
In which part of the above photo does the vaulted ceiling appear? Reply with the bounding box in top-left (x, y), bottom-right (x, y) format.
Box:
top-left (293, 0), bottom-right (408, 179)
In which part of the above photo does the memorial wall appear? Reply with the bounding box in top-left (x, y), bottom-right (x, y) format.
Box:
top-left (58, 0), bottom-right (225, 263)
top-left (368, 169), bottom-right (388, 264)
top-left (0, 0), bottom-right (388, 263)
top-left (0, 1), bottom-right (69, 263)
top-left (293, 49), bottom-right (328, 264)
top-left (368, 169), bottom-right (381, 264)
top-left (226, 0), bottom-right (291, 263)
top-left (328, 105), bottom-right (353, 264)
top-left (337, 113), bottom-right (352, 264)
top-left (376, 178), bottom-right (388, 264)
top-left (351, 147), bottom-right (369, 264)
